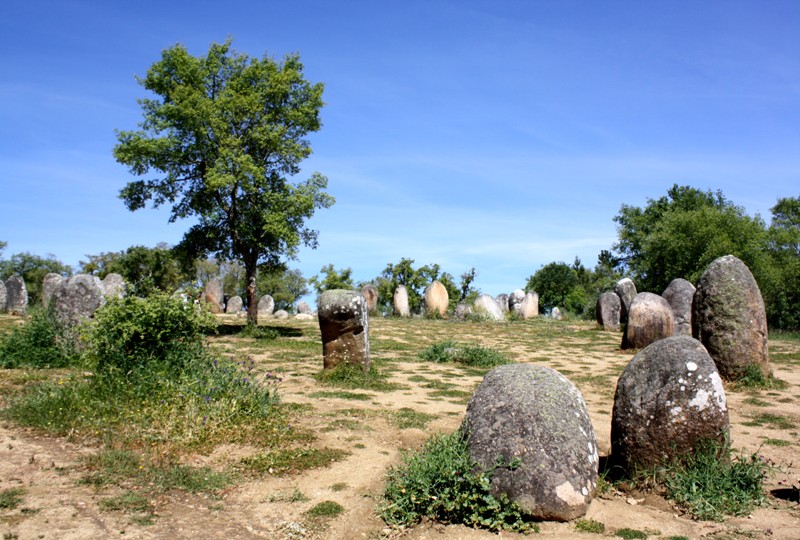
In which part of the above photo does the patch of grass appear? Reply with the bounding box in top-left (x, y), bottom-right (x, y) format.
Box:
top-left (762, 438), bottom-right (791, 447)
top-left (314, 363), bottom-right (401, 391)
top-left (99, 490), bottom-right (152, 513)
top-left (307, 390), bottom-right (374, 401)
top-left (388, 408), bottom-right (437, 429)
top-left (0, 307), bottom-right (80, 369)
top-left (0, 487), bottom-right (25, 510)
top-left (321, 419), bottom-right (371, 432)
top-left (330, 483), bottom-right (348, 492)
top-left (615, 529), bottom-right (647, 539)
top-left (575, 518), bottom-right (605, 533)
top-left (428, 389), bottom-right (472, 400)
top-left (742, 396), bottom-right (771, 407)
top-left (732, 364), bottom-right (788, 391)
top-left (743, 413), bottom-right (796, 430)
top-left (238, 447), bottom-right (350, 476)
top-left (379, 431), bottom-right (539, 533)
top-left (268, 489), bottom-right (309, 503)
top-left (305, 500), bottom-right (344, 518)
top-left (418, 341), bottom-right (509, 367)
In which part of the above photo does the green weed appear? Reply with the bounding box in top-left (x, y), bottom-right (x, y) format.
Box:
top-left (615, 529), bottom-right (647, 539)
top-left (0, 307), bottom-right (80, 369)
top-left (267, 489), bottom-right (309, 503)
top-left (0, 487), bottom-right (25, 510)
top-left (732, 364), bottom-right (788, 391)
top-left (575, 518), bottom-right (605, 533)
top-left (314, 362), bottom-right (400, 391)
top-left (305, 500), bottom-right (344, 518)
top-left (388, 408), bottom-right (436, 429)
top-left (238, 447), bottom-right (350, 476)
top-left (418, 341), bottom-right (509, 367)
top-left (743, 413), bottom-right (796, 430)
top-left (99, 490), bottom-right (152, 513)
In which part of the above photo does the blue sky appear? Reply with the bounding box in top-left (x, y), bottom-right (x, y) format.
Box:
top-left (2, 1), bottom-right (799, 301)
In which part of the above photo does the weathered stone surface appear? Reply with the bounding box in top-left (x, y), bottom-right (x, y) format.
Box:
top-left (463, 364), bottom-right (598, 521)
top-left (273, 309), bottom-right (289, 319)
top-left (297, 301), bottom-right (312, 315)
top-left (52, 274), bottom-right (106, 326)
top-left (611, 335), bottom-right (729, 473)
top-left (519, 292), bottom-right (539, 319)
top-left (662, 278), bottom-right (695, 336)
top-left (318, 290), bottom-right (370, 370)
top-left (5, 276), bottom-right (28, 315)
top-left (692, 255), bottom-right (770, 380)
top-left (622, 292), bottom-right (674, 350)
top-left (595, 292), bottom-right (621, 332)
top-left (424, 280), bottom-right (449, 317)
top-left (393, 285), bottom-right (410, 317)
top-left (225, 295), bottom-right (243, 314)
top-left (42, 273), bottom-right (64, 307)
top-left (0, 281), bottom-right (6, 313)
top-left (102, 273), bottom-right (126, 299)
top-left (257, 295), bottom-right (275, 317)
top-left (473, 294), bottom-right (504, 321)
top-left (204, 278), bottom-right (224, 313)
top-left (453, 302), bottom-right (473, 320)
top-left (551, 306), bottom-right (563, 320)
top-left (360, 284), bottom-right (379, 313)
top-left (295, 313), bottom-right (315, 321)
top-left (615, 278), bottom-right (637, 323)
top-left (495, 294), bottom-right (509, 314)
top-left (508, 289), bottom-right (526, 314)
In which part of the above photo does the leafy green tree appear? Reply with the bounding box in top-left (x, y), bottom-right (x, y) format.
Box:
top-left (457, 267), bottom-right (480, 305)
top-left (526, 261), bottom-right (584, 315)
top-left (765, 196), bottom-right (800, 329)
top-left (375, 258), bottom-right (446, 315)
top-left (81, 244), bottom-right (186, 296)
top-left (0, 252), bottom-right (72, 305)
top-left (114, 39), bottom-right (334, 325)
top-left (256, 265), bottom-right (308, 312)
top-left (309, 264), bottom-right (354, 295)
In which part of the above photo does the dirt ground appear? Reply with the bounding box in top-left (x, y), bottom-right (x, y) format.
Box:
top-left (0, 316), bottom-right (798, 539)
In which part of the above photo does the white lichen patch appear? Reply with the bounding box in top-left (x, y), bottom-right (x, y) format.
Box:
top-left (709, 371), bottom-right (727, 411)
top-left (686, 361), bottom-right (698, 372)
top-left (555, 481), bottom-right (585, 506)
top-left (689, 389), bottom-right (711, 410)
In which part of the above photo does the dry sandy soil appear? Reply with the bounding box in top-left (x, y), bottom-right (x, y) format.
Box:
top-left (0, 316), bottom-right (798, 539)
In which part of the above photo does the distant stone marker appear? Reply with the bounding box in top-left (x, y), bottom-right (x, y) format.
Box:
top-left (595, 291), bottom-right (621, 332)
top-left (317, 290), bottom-right (370, 371)
top-left (102, 273), bottom-right (126, 299)
top-left (52, 274), bottom-right (106, 326)
top-left (5, 275), bottom-right (28, 316)
top-left (622, 292), bottom-right (674, 350)
top-left (614, 278), bottom-right (637, 323)
top-left (662, 278), bottom-right (695, 336)
top-left (257, 295), bottom-right (275, 317)
top-left (393, 285), bottom-right (410, 317)
top-left (424, 280), bottom-right (449, 317)
top-left (473, 294), bottom-right (503, 321)
top-left (508, 289), bottom-right (525, 314)
top-left (273, 309), bottom-right (289, 319)
top-left (297, 301), bottom-right (312, 315)
top-left (519, 292), bottom-right (539, 319)
top-left (225, 295), bottom-right (243, 314)
top-left (0, 281), bottom-right (7, 313)
top-left (495, 293), bottom-right (509, 314)
top-left (42, 273), bottom-right (65, 307)
top-left (204, 278), bottom-right (224, 313)
top-left (360, 284), bottom-right (379, 313)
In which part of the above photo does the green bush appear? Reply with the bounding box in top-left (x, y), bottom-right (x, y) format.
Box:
top-left (85, 293), bottom-right (217, 373)
top-left (379, 431), bottom-right (538, 533)
top-left (418, 341), bottom-right (509, 367)
top-left (0, 307), bottom-right (79, 369)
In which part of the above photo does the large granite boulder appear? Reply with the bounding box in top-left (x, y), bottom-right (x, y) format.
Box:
top-left (0, 281), bottom-right (6, 313)
top-left (622, 292), bottom-right (674, 350)
top-left (225, 295), bottom-right (243, 314)
top-left (662, 278), bottom-right (695, 336)
top-left (424, 280), bottom-right (449, 317)
top-left (453, 302), bottom-right (473, 320)
top-left (257, 295), bottom-right (275, 317)
top-left (360, 284), bottom-right (379, 314)
top-left (393, 285), bottom-right (410, 317)
top-left (42, 273), bottom-right (65, 307)
top-left (614, 278), bottom-right (637, 323)
top-left (495, 293), bottom-right (509, 314)
top-left (692, 255), bottom-right (770, 380)
top-left (595, 291), bottom-right (621, 332)
top-left (611, 335), bottom-right (729, 473)
top-left (473, 294), bottom-right (504, 321)
top-left (318, 290), bottom-right (370, 371)
top-left (203, 278), bottom-right (224, 314)
top-left (273, 309), bottom-right (289, 319)
top-left (508, 289), bottom-right (526, 314)
top-left (463, 364), bottom-right (598, 521)
top-left (102, 273), bottom-right (126, 299)
top-left (52, 274), bottom-right (106, 326)
top-left (519, 292), bottom-right (539, 319)
top-left (5, 276), bottom-right (29, 315)
top-left (297, 301), bottom-right (312, 315)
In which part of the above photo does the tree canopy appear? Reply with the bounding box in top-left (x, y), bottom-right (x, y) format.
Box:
top-left (0, 252), bottom-right (72, 305)
top-left (114, 39), bottom-right (333, 323)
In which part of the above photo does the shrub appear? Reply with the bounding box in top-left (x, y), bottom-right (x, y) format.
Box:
top-left (418, 341), bottom-right (509, 367)
top-left (0, 307), bottom-right (79, 369)
top-left (379, 431), bottom-right (538, 533)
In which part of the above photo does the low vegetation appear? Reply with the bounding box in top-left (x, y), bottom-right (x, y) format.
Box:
top-left (418, 340), bottom-right (509, 367)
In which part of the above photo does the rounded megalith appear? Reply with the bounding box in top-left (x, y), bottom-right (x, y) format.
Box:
top-left (203, 278), bottom-right (224, 313)
top-left (273, 309), bottom-right (289, 319)
top-left (317, 289), bottom-right (370, 371)
top-left (473, 294), bottom-right (504, 321)
top-left (423, 280), bottom-right (448, 317)
top-left (596, 291), bottom-right (621, 332)
top-left (622, 292), bottom-right (674, 350)
top-left (611, 335), bottom-right (729, 473)
top-left (662, 278), bottom-right (695, 336)
top-left (393, 285), bottom-right (410, 317)
top-left (102, 273), bottom-right (126, 299)
top-left (297, 301), bottom-right (312, 315)
top-left (5, 275), bottom-right (28, 316)
top-left (551, 306), bottom-right (563, 320)
top-left (692, 255), bottom-right (770, 381)
top-left (614, 278), bottom-right (637, 323)
top-left (52, 274), bottom-right (106, 326)
top-left (495, 293), bottom-right (509, 314)
top-left (462, 364), bottom-right (598, 521)
top-left (257, 295), bottom-right (275, 317)
top-left (453, 302), bottom-right (473, 320)
top-left (508, 289), bottom-right (526, 314)
top-left (225, 295), bottom-right (243, 314)
top-left (360, 284), bottom-right (379, 314)
top-left (42, 273), bottom-right (65, 307)
top-left (519, 292), bottom-right (539, 319)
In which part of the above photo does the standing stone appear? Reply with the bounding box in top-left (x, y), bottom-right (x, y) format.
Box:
top-left (52, 274), bottom-right (106, 326)
top-left (360, 284), bottom-right (379, 314)
top-left (692, 255), bottom-right (770, 380)
top-left (424, 280), bottom-right (448, 317)
top-left (453, 302), bottom-right (473, 320)
top-left (495, 293), bottom-right (509, 314)
top-left (473, 294), bottom-right (504, 321)
top-left (317, 290), bottom-right (370, 371)
top-left (508, 289), bottom-right (526, 314)
top-left (273, 309), bottom-right (289, 319)
top-left (551, 307), bottom-right (563, 320)
top-left (203, 278), bottom-right (224, 314)
top-left (519, 292), bottom-right (539, 319)
top-left (662, 278), bottom-right (695, 336)
top-left (295, 313), bottom-right (315, 321)
top-left (297, 301), bottom-right (312, 315)
top-left (463, 364), bottom-right (598, 521)
top-left (595, 291), bottom-right (621, 332)
top-left (622, 292), bottom-right (674, 349)
top-left (257, 295), bottom-right (275, 317)
top-left (0, 281), bottom-right (7, 313)
top-left (102, 273), bottom-right (126, 299)
top-left (5, 276), bottom-right (28, 315)
top-left (393, 285), bottom-right (410, 317)
top-left (611, 335), bottom-right (729, 473)
top-left (615, 278), bottom-right (637, 323)
top-left (42, 273), bottom-right (64, 307)
top-left (225, 295), bottom-right (243, 314)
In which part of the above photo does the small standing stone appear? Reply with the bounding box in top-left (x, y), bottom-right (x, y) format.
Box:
top-left (361, 284), bottom-right (379, 314)
top-left (596, 291), bottom-right (621, 332)
top-left (225, 295), bottom-right (243, 314)
top-left (42, 273), bottom-right (65, 307)
top-left (393, 285), bottom-right (410, 317)
top-left (519, 292), bottom-right (539, 319)
top-left (5, 275), bottom-right (28, 316)
top-left (273, 309), bottom-right (289, 319)
top-left (204, 278), bottom-right (224, 314)
top-left (615, 278), bottom-right (637, 323)
top-left (453, 302), bottom-right (473, 320)
top-left (0, 281), bottom-right (7, 313)
top-left (52, 274), bottom-right (106, 326)
top-left (317, 290), bottom-right (370, 371)
top-left (662, 278), bottom-right (695, 336)
top-left (297, 301), bottom-right (312, 315)
top-left (424, 280), bottom-right (448, 317)
top-left (495, 294), bottom-right (509, 314)
top-left (622, 292), bottom-right (674, 350)
top-left (473, 294), bottom-right (504, 321)
top-left (508, 289), bottom-right (526, 314)
top-left (257, 295), bottom-right (275, 317)
top-left (102, 273), bottom-right (126, 299)
top-left (551, 307), bottom-right (563, 320)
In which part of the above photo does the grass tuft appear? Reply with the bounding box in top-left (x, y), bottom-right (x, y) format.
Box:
top-left (0, 487), bottom-right (25, 510)
top-left (418, 341), bottom-right (509, 367)
top-left (314, 362), bottom-right (400, 391)
top-left (305, 500), bottom-right (344, 518)
top-left (575, 518), bottom-right (605, 533)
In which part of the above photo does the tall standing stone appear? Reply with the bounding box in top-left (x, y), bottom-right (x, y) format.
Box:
top-left (595, 291), bottom-right (621, 332)
top-left (615, 278), bottom-right (637, 323)
top-left (203, 278), bottom-right (224, 314)
top-left (317, 290), bottom-right (370, 371)
top-left (52, 274), bottom-right (106, 326)
top-left (393, 285), bottom-right (410, 317)
top-left (692, 255), bottom-right (770, 380)
top-left (257, 295), bottom-right (275, 317)
top-left (662, 278), bottom-right (695, 336)
top-left (42, 273), bottom-right (65, 307)
top-left (0, 281), bottom-right (7, 313)
top-left (5, 276), bottom-right (28, 315)
top-left (508, 289), bottom-right (525, 314)
top-left (495, 293), bottom-right (509, 314)
top-left (463, 364), bottom-right (598, 521)
top-left (622, 292), bottom-right (674, 349)
top-left (424, 280), bottom-right (448, 317)
top-left (225, 295), bottom-right (243, 314)
top-left (297, 301), bottom-right (312, 315)
top-left (102, 273), bottom-right (126, 299)
top-left (473, 294), bottom-right (504, 321)
top-left (611, 335), bottom-right (729, 473)
top-left (519, 292), bottom-right (539, 319)
top-left (360, 284), bottom-right (379, 314)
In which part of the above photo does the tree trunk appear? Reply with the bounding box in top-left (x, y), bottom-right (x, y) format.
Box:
top-left (245, 261), bottom-right (258, 326)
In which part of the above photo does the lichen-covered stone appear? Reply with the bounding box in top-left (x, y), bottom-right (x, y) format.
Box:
top-left (611, 335), bottom-right (729, 473)
top-left (622, 292), bottom-right (674, 349)
top-left (473, 294), bottom-right (504, 321)
top-left (508, 289), bottom-right (526, 314)
top-left (463, 364), bottom-right (598, 521)
top-left (495, 293), bottom-right (509, 314)
top-left (615, 278), bottom-right (637, 323)
top-left (662, 278), bottom-right (695, 336)
top-left (551, 306), bottom-right (563, 320)
top-left (257, 295), bottom-right (275, 317)
top-left (393, 285), bottom-right (410, 317)
top-left (318, 289), bottom-right (370, 370)
top-left (424, 280), bottom-right (449, 317)
top-left (361, 284), bottom-right (379, 313)
top-left (42, 273), bottom-right (64, 307)
top-left (5, 275), bottom-right (29, 316)
top-left (595, 291), bottom-right (621, 332)
top-left (204, 278), bottom-right (224, 313)
top-left (225, 295), bottom-right (243, 314)
top-left (453, 302), bottom-right (473, 320)
top-left (0, 281), bottom-right (6, 313)
top-left (692, 255), bottom-right (770, 380)
top-left (102, 273), bottom-right (126, 299)
top-left (519, 292), bottom-right (539, 319)
top-left (52, 274), bottom-right (106, 326)
top-left (297, 301), bottom-right (312, 315)
top-left (273, 309), bottom-right (289, 319)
